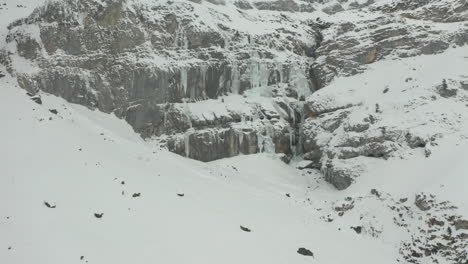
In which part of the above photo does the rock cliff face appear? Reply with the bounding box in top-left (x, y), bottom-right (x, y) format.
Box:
top-left (2, 0), bottom-right (319, 162)
top-left (2, 0), bottom-right (468, 189)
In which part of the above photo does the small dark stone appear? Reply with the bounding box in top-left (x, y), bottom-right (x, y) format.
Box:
top-left (370, 188), bottom-right (380, 197)
top-left (177, 193), bottom-right (184, 197)
top-left (49, 109), bottom-right (58, 115)
top-left (8, 246), bottom-right (12, 250)
top-left (285, 193), bottom-right (290, 197)
top-left (44, 201), bottom-right (56, 208)
top-left (297, 247), bottom-right (314, 257)
top-left (94, 213), bottom-right (103, 218)
top-left (399, 198), bottom-right (408, 203)
top-left (351, 226), bottom-right (362, 234)
top-left (240, 225), bottom-right (251, 232)
top-left (132, 193), bottom-right (141, 198)
top-left (121, 181), bottom-right (125, 185)
top-left (31, 96), bottom-right (42, 105)
top-left (383, 86), bottom-right (389, 93)
top-left (80, 256), bottom-right (84, 260)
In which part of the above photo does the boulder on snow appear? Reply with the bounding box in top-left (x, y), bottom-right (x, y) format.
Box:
top-left (240, 225), bottom-right (251, 232)
top-left (44, 201), bottom-right (56, 208)
top-left (94, 213), bottom-right (104, 218)
top-left (297, 247), bottom-right (314, 257)
top-left (415, 194), bottom-right (432, 211)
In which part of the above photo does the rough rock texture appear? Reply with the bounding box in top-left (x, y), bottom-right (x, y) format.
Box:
top-left (2, 0), bottom-right (468, 177)
top-left (2, 0), bottom-right (318, 161)
top-left (317, 191), bottom-right (468, 264)
top-left (301, 58), bottom-right (468, 189)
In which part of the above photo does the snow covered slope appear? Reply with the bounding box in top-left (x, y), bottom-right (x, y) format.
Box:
top-left (1, 57), bottom-right (467, 263)
top-left (1, 0), bottom-right (467, 263)
top-left (1, 74), bottom-right (395, 264)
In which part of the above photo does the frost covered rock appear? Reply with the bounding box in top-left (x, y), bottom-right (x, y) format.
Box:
top-left (301, 47), bottom-right (468, 190)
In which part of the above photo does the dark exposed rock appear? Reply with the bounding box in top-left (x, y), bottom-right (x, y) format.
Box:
top-left (44, 201), bottom-right (56, 208)
top-left (297, 247), bottom-right (314, 257)
top-left (415, 194), bottom-right (432, 211)
top-left (351, 226), bottom-right (362, 234)
top-left (322, 3), bottom-right (344, 15)
top-left (240, 225), bottom-right (251, 232)
top-left (454, 219), bottom-right (468, 230)
top-left (31, 96), bottom-right (42, 105)
top-left (94, 213), bottom-right (103, 218)
top-left (254, 0), bottom-right (299, 12)
top-left (233, 0), bottom-right (252, 10)
top-left (323, 160), bottom-right (356, 190)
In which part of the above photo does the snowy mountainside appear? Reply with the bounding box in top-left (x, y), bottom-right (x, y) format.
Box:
top-left (1, 0), bottom-right (467, 165)
top-left (302, 46), bottom-right (468, 190)
top-left (1, 0), bottom-right (468, 263)
top-left (0, 74), bottom-right (391, 264)
top-left (1, 64), bottom-right (467, 264)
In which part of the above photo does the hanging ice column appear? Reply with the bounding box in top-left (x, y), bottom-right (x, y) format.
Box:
top-left (184, 128), bottom-right (195, 157)
top-left (291, 61), bottom-right (311, 99)
top-left (249, 51), bottom-right (270, 89)
top-left (231, 60), bottom-right (240, 94)
top-left (180, 66), bottom-right (188, 97)
top-left (174, 26), bottom-right (189, 49)
top-left (288, 126), bottom-right (295, 155)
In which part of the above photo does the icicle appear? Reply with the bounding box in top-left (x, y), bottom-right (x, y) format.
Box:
top-left (174, 27), bottom-right (188, 49)
top-left (238, 130), bottom-right (244, 146)
top-left (289, 127), bottom-right (295, 156)
top-left (184, 128), bottom-right (195, 157)
top-left (183, 102), bottom-right (193, 128)
top-left (277, 63), bottom-right (283, 83)
top-left (286, 99), bottom-right (296, 125)
top-left (200, 64), bottom-right (208, 99)
top-left (291, 62), bottom-right (311, 99)
top-left (183, 30), bottom-right (188, 49)
top-left (231, 61), bottom-right (240, 94)
top-left (224, 35), bottom-right (230, 50)
top-left (180, 66), bottom-right (188, 96)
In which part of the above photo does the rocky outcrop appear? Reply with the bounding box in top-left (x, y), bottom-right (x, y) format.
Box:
top-left (2, 0), bottom-right (467, 183)
top-left (2, 0), bottom-right (317, 161)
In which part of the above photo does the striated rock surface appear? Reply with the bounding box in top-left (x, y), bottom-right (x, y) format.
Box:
top-left (1, 0), bottom-right (468, 188)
